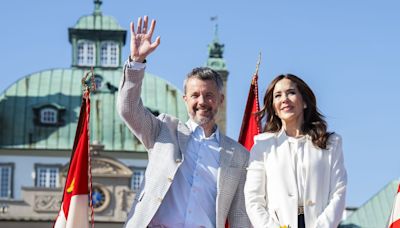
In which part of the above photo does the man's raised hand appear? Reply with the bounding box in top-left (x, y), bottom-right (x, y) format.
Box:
top-left (130, 16), bottom-right (161, 63)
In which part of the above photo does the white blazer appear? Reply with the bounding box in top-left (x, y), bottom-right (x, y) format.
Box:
top-left (244, 130), bottom-right (347, 228)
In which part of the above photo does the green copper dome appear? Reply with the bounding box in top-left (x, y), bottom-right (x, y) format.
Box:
top-left (73, 14), bottom-right (124, 31)
top-left (72, 0), bottom-right (123, 31)
top-left (0, 68), bottom-right (188, 152)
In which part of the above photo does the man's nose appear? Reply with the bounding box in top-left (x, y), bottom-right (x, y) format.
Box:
top-left (198, 95), bottom-right (206, 104)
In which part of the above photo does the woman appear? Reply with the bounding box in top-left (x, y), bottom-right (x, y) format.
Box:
top-left (244, 74), bottom-right (347, 228)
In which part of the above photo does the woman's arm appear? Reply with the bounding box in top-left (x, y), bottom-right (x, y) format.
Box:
top-left (244, 139), bottom-right (280, 228)
top-left (315, 135), bottom-right (347, 227)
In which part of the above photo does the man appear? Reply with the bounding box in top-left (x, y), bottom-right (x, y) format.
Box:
top-left (117, 16), bottom-right (250, 228)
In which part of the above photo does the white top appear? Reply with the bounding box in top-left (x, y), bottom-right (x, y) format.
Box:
top-left (287, 135), bottom-right (306, 207)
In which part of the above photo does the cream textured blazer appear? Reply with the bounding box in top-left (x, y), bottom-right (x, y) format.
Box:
top-left (244, 130), bottom-right (347, 228)
top-left (117, 66), bottom-right (250, 228)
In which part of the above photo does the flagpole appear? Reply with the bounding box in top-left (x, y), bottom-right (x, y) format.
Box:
top-left (82, 68), bottom-right (96, 228)
top-left (255, 52), bottom-right (261, 76)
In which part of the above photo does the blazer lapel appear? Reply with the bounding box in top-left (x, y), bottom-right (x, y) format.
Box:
top-left (177, 122), bottom-right (191, 162)
top-left (216, 135), bottom-right (234, 222)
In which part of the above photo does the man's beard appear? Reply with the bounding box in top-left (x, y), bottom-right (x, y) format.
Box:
top-left (190, 107), bottom-right (218, 127)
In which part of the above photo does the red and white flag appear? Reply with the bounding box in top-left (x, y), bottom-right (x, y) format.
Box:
top-left (389, 183), bottom-right (400, 228)
top-left (54, 96), bottom-right (91, 228)
top-left (238, 67), bottom-right (261, 150)
top-left (226, 59), bottom-right (262, 228)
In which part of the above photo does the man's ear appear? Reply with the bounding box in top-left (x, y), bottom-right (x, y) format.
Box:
top-left (219, 94), bottom-right (225, 105)
top-left (183, 95), bottom-right (187, 102)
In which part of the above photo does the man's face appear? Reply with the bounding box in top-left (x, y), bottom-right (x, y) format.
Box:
top-left (183, 78), bottom-right (224, 129)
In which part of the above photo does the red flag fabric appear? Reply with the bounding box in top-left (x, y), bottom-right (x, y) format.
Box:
top-left (54, 96), bottom-right (91, 228)
top-left (389, 183), bottom-right (400, 228)
top-left (225, 70), bottom-right (262, 228)
top-left (238, 72), bottom-right (261, 150)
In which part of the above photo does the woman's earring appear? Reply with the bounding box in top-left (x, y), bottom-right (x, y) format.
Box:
top-left (304, 104), bottom-right (307, 109)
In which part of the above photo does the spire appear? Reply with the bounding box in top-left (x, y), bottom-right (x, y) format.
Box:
top-left (94, 0), bottom-right (102, 16)
top-left (211, 16), bottom-right (219, 43)
top-left (208, 16), bottom-right (224, 59)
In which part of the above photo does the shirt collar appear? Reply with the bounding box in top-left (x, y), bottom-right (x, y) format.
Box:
top-left (186, 119), bottom-right (220, 142)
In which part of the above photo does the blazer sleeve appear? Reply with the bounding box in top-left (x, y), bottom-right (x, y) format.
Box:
top-left (117, 64), bottom-right (161, 150)
top-left (314, 135), bottom-right (347, 228)
top-left (244, 138), bottom-right (280, 228)
top-left (228, 149), bottom-right (251, 227)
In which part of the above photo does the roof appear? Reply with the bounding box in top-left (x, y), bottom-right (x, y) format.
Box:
top-left (0, 68), bottom-right (187, 152)
top-left (340, 180), bottom-right (400, 228)
top-left (73, 14), bottom-right (124, 31)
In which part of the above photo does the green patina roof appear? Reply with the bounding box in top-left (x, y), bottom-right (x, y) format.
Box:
top-left (0, 68), bottom-right (187, 152)
top-left (72, 0), bottom-right (123, 31)
top-left (340, 180), bottom-right (400, 228)
top-left (73, 14), bottom-right (124, 31)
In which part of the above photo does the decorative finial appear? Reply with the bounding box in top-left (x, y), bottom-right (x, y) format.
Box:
top-left (255, 52), bottom-right (262, 75)
top-left (94, 0), bottom-right (102, 15)
top-left (208, 16), bottom-right (224, 58)
top-left (210, 16), bottom-right (219, 42)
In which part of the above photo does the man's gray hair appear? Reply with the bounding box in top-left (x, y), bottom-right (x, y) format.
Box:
top-left (183, 67), bottom-right (224, 94)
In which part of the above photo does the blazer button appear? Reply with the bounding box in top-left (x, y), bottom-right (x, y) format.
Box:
top-left (158, 197), bottom-right (163, 203)
top-left (175, 158), bottom-right (182, 163)
top-left (288, 193), bottom-right (294, 197)
top-left (167, 177), bottom-right (173, 182)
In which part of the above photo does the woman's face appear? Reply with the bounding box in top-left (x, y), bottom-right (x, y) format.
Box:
top-left (272, 78), bottom-right (305, 128)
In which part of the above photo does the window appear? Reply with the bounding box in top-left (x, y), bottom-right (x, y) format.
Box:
top-left (100, 41), bottom-right (119, 67)
top-left (36, 166), bottom-right (59, 188)
top-left (94, 75), bottom-right (103, 89)
top-left (40, 108), bottom-right (58, 124)
top-left (131, 168), bottom-right (145, 191)
top-left (0, 164), bottom-right (13, 198)
top-left (77, 40), bottom-right (96, 66)
top-left (33, 103), bottom-right (65, 127)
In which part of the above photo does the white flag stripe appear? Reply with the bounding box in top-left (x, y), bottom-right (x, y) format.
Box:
top-left (54, 194), bottom-right (89, 228)
top-left (66, 194), bottom-right (89, 228)
top-left (54, 206), bottom-right (67, 228)
top-left (389, 189), bottom-right (400, 228)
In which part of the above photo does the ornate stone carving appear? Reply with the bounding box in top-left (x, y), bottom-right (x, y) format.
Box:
top-left (34, 195), bottom-right (61, 212)
top-left (92, 159), bottom-right (119, 174)
top-left (117, 188), bottom-right (135, 213)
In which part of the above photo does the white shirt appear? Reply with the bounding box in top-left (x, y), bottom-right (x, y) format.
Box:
top-left (287, 135), bottom-right (306, 206)
top-left (149, 119), bottom-right (221, 228)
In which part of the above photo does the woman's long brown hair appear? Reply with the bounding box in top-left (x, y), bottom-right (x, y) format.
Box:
top-left (258, 74), bottom-right (333, 149)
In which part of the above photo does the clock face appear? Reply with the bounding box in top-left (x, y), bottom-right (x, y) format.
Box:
top-left (91, 186), bottom-right (106, 209)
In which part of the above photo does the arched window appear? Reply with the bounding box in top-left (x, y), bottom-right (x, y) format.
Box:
top-left (94, 75), bottom-right (103, 89)
top-left (77, 40), bottom-right (96, 66)
top-left (100, 41), bottom-right (119, 67)
top-left (40, 108), bottom-right (58, 124)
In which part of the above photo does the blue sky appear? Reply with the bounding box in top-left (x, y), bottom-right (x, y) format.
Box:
top-left (1, 0), bottom-right (399, 207)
